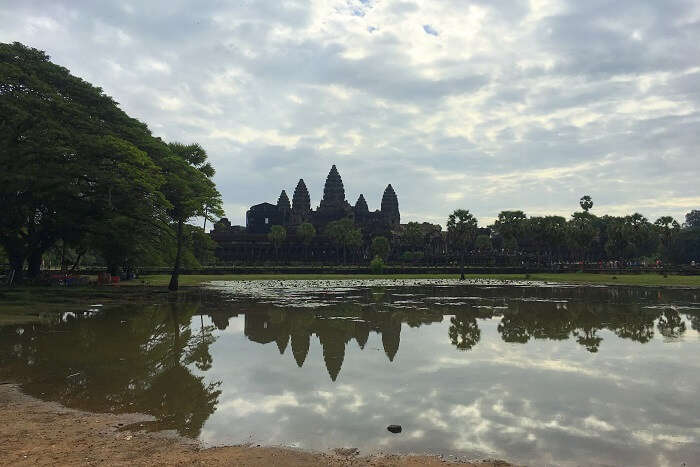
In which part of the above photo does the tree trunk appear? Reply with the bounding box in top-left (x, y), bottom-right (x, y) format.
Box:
top-left (28, 249), bottom-right (43, 278)
top-left (8, 252), bottom-right (25, 285)
top-left (169, 219), bottom-right (184, 291)
top-left (69, 251), bottom-right (84, 274)
top-left (460, 250), bottom-right (465, 280)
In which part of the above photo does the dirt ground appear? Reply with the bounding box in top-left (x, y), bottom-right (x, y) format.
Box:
top-left (0, 383), bottom-right (512, 466)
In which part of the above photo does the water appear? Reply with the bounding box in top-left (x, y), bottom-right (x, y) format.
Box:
top-left (1, 280), bottom-right (699, 466)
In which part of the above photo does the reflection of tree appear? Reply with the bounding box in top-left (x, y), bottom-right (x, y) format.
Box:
top-left (609, 309), bottom-right (658, 344)
top-left (690, 314), bottom-right (700, 332)
top-left (657, 309), bottom-right (686, 338)
top-left (448, 312), bottom-right (481, 351)
top-left (185, 315), bottom-right (217, 371)
top-left (0, 304), bottom-right (221, 438)
top-left (573, 329), bottom-right (603, 353)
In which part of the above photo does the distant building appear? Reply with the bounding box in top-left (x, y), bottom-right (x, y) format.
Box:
top-left (211, 165), bottom-right (404, 262)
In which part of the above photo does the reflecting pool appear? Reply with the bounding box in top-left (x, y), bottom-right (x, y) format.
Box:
top-left (1, 280), bottom-right (699, 466)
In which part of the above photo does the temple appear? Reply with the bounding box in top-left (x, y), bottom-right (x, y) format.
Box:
top-left (211, 165), bottom-right (408, 262)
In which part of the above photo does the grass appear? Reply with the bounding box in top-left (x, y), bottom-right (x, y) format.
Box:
top-left (126, 272), bottom-right (700, 288)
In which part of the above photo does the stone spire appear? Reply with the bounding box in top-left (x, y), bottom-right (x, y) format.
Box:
top-left (277, 190), bottom-right (291, 211)
top-left (380, 184), bottom-right (400, 225)
top-left (277, 190), bottom-right (291, 225)
top-left (354, 194), bottom-right (369, 215)
top-left (291, 179), bottom-right (310, 216)
top-left (319, 165), bottom-right (346, 209)
top-left (291, 332), bottom-right (310, 368)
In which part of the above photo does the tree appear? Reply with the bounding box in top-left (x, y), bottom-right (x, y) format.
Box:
top-left (493, 210), bottom-right (527, 252)
top-left (475, 234), bottom-right (492, 252)
top-left (529, 216), bottom-right (567, 262)
top-left (371, 236), bottom-right (390, 261)
top-left (0, 42), bottom-right (169, 282)
top-left (654, 216), bottom-right (680, 260)
top-left (604, 213), bottom-right (657, 261)
top-left (446, 209), bottom-right (478, 280)
top-left (402, 222), bottom-right (424, 249)
top-left (568, 212), bottom-right (597, 261)
top-left (296, 222), bottom-right (316, 260)
top-left (162, 143), bottom-right (223, 291)
top-left (580, 195), bottom-right (593, 212)
top-left (685, 210), bottom-right (700, 228)
top-left (448, 312), bottom-right (481, 350)
top-left (325, 218), bottom-right (362, 264)
top-left (268, 225), bottom-right (286, 260)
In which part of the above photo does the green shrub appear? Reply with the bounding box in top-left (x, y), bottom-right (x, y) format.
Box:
top-left (370, 255), bottom-right (385, 274)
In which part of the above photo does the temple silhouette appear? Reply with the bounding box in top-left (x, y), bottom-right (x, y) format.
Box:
top-left (240, 309), bottom-right (437, 381)
top-left (211, 165), bottom-right (407, 262)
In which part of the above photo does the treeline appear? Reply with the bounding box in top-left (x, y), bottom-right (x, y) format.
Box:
top-left (258, 203), bottom-right (699, 272)
top-left (437, 200), bottom-right (700, 268)
top-left (0, 42), bottom-right (222, 288)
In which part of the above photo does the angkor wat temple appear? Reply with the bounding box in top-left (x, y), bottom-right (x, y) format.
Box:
top-left (211, 165), bottom-right (426, 263)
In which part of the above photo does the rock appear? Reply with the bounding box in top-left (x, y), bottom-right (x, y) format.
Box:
top-left (387, 424), bottom-right (402, 434)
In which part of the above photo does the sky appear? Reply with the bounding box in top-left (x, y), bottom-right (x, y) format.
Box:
top-left (2, 0), bottom-right (699, 227)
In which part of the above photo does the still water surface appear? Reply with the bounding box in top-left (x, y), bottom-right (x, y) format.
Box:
top-left (1, 280), bottom-right (699, 466)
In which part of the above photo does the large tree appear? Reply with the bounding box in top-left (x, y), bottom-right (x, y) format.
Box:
top-left (325, 218), bottom-right (362, 264)
top-left (493, 210), bottom-right (527, 252)
top-left (0, 42), bottom-right (169, 281)
top-left (447, 209), bottom-right (478, 280)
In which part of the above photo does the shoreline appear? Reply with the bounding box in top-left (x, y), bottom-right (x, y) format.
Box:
top-left (0, 383), bottom-right (511, 466)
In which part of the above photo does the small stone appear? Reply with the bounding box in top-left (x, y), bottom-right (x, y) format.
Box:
top-left (387, 424), bottom-right (402, 433)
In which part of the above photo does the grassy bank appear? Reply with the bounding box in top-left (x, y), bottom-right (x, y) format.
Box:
top-left (127, 272), bottom-right (700, 287)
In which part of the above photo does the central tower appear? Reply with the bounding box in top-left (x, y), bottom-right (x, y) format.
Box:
top-left (319, 164), bottom-right (346, 209)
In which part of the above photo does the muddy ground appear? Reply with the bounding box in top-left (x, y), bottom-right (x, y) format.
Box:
top-left (0, 383), bottom-right (511, 466)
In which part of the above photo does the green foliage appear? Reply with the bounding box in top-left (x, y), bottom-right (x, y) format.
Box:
top-left (400, 250), bottom-right (424, 261)
top-left (493, 210), bottom-right (527, 251)
top-left (402, 222), bottom-right (424, 248)
top-left (268, 225), bottom-right (287, 248)
top-left (447, 209), bottom-right (478, 251)
top-left (567, 212), bottom-right (597, 259)
top-left (475, 234), bottom-right (492, 252)
top-left (371, 236), bottom-right (390, 260)
top-left (296, 222), bottom-right (316, 246)
top-left (0, 42), bottom-right (171, 280)
top-left (447, 209), bottom-right (478, 279)
top-left (325, 218), bottom-right (362, 263)
top-left (580, 195), bottom-right (594, 212)
top-left (0, 42), bottom-right (224, 284)
top-left (369, 255), bottom-right (385, 274)
top-left (685, 210), bottom-right (700, 228)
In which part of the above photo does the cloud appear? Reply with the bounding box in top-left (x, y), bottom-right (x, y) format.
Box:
top-left (1, 0), bottom-right (699, 226)
top-left (422, 24), bottom-right (438, 36)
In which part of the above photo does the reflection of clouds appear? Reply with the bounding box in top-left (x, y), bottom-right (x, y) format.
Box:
top-left (197, 290), bottom-right (700, 465)
top-left (218, 391), bottom-right (299, 417)
top-left (421, 353), bottom-right (649, 387)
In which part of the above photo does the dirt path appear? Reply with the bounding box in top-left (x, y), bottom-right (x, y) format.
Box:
top-left (0, 383), bottom-right (511, 466)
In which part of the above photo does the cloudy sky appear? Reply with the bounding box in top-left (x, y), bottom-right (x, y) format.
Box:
top-left (2, 0), bottom-right (699, 226)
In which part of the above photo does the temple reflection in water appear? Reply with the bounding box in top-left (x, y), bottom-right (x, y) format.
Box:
top-left (1, 284), bottom-right (697, 442)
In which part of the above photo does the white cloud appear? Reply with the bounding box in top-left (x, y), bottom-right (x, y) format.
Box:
top-left (2, 0), bottom-right (699, 225)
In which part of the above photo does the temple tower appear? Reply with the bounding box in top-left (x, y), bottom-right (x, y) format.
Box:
top-left (319, 165), bottom-right (346, 209)
top-left (277, 190), bottom-right (291, 225)
top-left (354, 194), bottom-right (369, 215)
top-left (380, 184), bottom-right (400, 226)
top-left (291, 179), bottom-right (311, 224)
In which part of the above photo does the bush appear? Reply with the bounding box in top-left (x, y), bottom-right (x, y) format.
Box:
top-left (400, 250), bottom-right (424, 262)
top-left (370, 255), bottom-right (385, 274)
